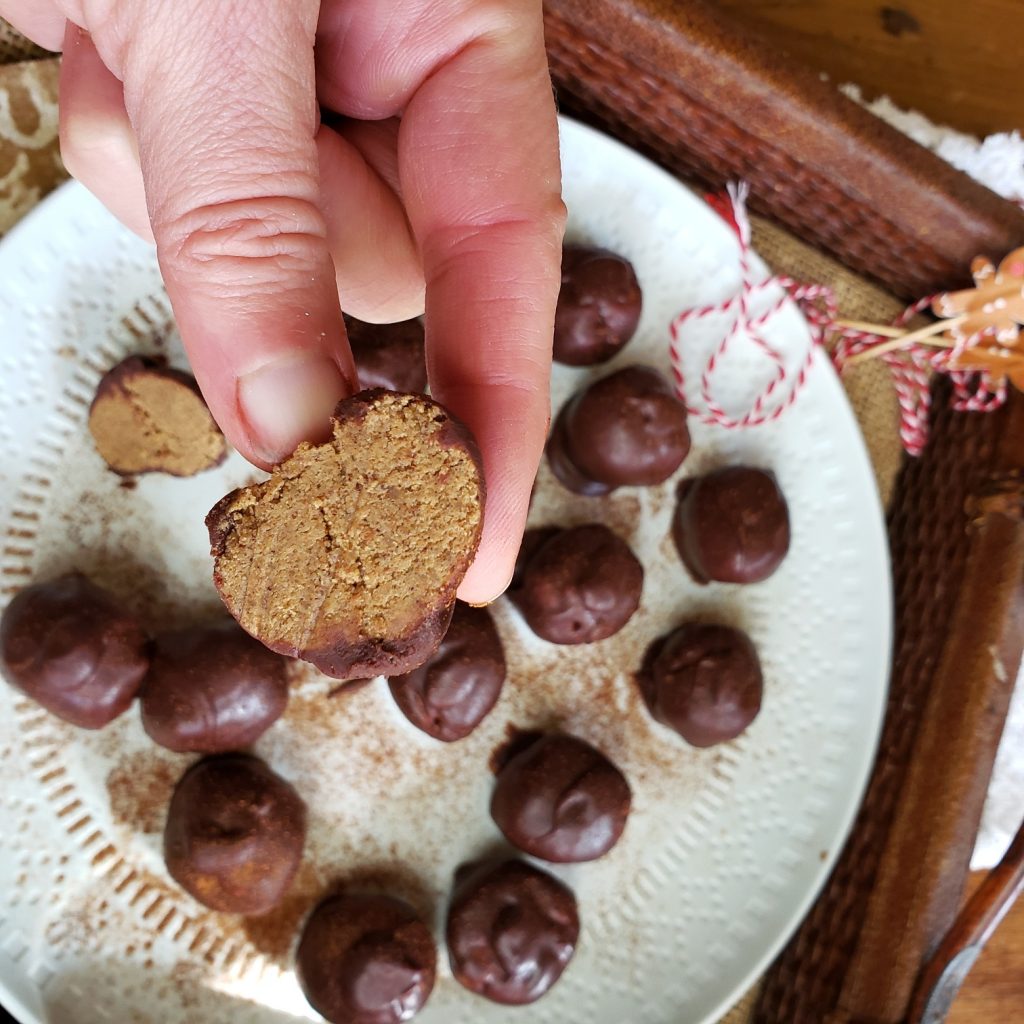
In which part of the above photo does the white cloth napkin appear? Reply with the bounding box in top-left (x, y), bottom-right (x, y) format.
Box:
top-left (846, 84), bottom-right (1024, 870)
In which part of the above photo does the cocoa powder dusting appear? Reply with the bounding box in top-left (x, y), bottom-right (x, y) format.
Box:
top-left (241, 861), bottom-right (320, 964)
top-left (603, 493), bottom-right (643, 542)
top-left (323, 862), bottom-right (435, 921)
top-left (107, 751), bottom-right (185, 834)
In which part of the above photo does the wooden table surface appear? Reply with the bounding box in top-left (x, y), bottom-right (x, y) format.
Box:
top-left (711, 0), bottom-right (1024, 137)
top-left (703, 4), bottom-right (1024, 1017)
top-left (946, 870), bottom-right (1024, 1021)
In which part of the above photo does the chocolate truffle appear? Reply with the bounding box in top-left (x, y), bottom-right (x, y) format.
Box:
top-left (510, 526), bottom-right (561, 590)
top-left (672, 466), bottom-right (790, 584)
top-left (510, 524), bottom-right (642, 644)
top-left (345, 315), bottom-right (427, 394)
top-left (0, 573), bottom-right (148, 729)
top-left (140, 621), bottom-right (289, 753)
top-left (491, 733), bottom-right (631, 862)
top-left (207, 390), bottom-right (485, 680)
top-left (297, 893), bottom-right (437, 1024)
top-left (640, 623), bottom-right (763, 747)
top-left (547, 365), bottom-right (690, 495)
top-left (88, 356), bottom-right (227, 476)
top-left (388, 603), bottom-right (505, 742)
top-left (553, 245), bottom-right (642, 365)
top-left (164, 754), bottom-right (306, 915)
top-left (446, 860), bottom-right (579, 1005)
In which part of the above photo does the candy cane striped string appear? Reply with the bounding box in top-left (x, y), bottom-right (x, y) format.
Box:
top-left (830, 296), bottom-right (937, 456)
top-left (832, 296), bottom-right (1007, 454)
top-left (669, 183), bottom-right (835, 430)
top-left (672, 183), bottom-right (1010, 455)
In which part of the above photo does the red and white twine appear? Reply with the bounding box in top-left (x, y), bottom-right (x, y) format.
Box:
top-left (670, 183), bottom-right (1010, 455)
top-left (830, 297), bottom-right (1006, 456)
top-left (668, 182), bottom-right (835, 430)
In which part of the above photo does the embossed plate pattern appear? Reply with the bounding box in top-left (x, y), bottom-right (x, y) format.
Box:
top-left (0, 118), bottom-right (890, 1024)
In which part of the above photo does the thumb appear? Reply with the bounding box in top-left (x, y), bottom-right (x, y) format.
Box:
top-left (103, 0), bottom-right (354, 467)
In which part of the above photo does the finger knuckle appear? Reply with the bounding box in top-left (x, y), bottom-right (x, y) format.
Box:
top-left (160, 195), bottom-right (328, 282)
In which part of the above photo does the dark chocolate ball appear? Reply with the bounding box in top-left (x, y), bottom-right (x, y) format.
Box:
top-left (553, 245), bottom-right (642, 366)
top-left (547, 366), bottom-right (690, 495)
top-left (640, 623), bottom-right (763, 747)
top-left (0, 573), bottom-right (148, 729)
top-left (510, 527), bottom-right (561, 590)
top-left (490, 733), bottom-right (631, 862)
top-left (388, 603), bottom-right (505, 742)
top-left (672, 466), bottom-right (790, 584)
top-left (163, 754), bottom-right (306, 915)
top-left (446, 860), bottom-right (579, 1005)
top-left (297, 893), bottom-right (437, 1024)
top-left (345, 315), bottom-right (427, 394)
top-left (510, 524), bottom-right (642, 644)
top-left (140, 621), bottom-right (289, 753)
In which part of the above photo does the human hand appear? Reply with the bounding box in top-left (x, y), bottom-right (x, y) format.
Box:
top-left (1, 0), bottom-right (564, 603)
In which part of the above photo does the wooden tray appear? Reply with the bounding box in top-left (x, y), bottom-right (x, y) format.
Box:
top-left (542, 2), bottom-right (1024, 1022)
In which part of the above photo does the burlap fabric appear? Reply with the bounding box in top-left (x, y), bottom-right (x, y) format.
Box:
top-left (0, 18), bottom-right (906, 1024)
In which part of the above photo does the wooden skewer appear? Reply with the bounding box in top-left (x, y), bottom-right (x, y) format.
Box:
top-left (835, 319), bottom-right (906, 338)
top-left (845, 315), bottom-right (966, 366)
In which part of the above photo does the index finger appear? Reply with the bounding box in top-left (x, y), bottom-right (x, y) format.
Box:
top-left (398, 5), bottom-right (565, 603)
top-left (105, 0), bottom-right (356, 467)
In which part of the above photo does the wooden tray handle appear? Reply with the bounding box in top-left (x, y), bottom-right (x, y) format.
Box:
top-left (544, 0), bottom-right (1024, 299)
top-left (906, 819), bottom-right (1024, 1023)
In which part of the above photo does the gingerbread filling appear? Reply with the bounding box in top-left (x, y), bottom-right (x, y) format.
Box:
top-left (209, 392), bottom-right (483, 670)
top-left (89, 358), bottom-right (226, 476)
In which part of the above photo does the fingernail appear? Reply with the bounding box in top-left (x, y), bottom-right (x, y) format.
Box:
top-left (459, 562), bottom-right (514, 607)
top-left (237, 354), bottom-right (350, 465)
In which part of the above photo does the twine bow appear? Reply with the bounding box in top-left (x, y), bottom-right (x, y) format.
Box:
top-left (670, 183), bottom-right (1021, 455)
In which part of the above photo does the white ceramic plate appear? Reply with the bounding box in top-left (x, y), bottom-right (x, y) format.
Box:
top-left (0, 118), bottom-right (890, 1024)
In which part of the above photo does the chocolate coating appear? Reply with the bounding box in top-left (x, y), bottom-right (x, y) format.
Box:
top-left (553, 245), bottom-right (642, 365)
top-left (140, 621), bottom-right (289, 753)
top-left (446, 860), bottom-right (579, 1005)
top-left (163, 754), bottom-right (306, 915)
top-left (297, 893), bottom-right (437, 1024)
top-left (640, 623), bottom-right (763, 747)
top-left (672, 466), bottom-right (790, 584)
top-left (345, 315), bottom-right (427, 394)
top-left (510, 527), bottom-right (561, 590)
top-left (0, 573), bottom-right (148, 729)
top-left (510, 524), bottom-right (642, 644)
top-left (547, 366), bottom-right (690, 495)
top-left (388, 603), bottom-right (505, 742)
top-left (490, 733), bottom-right (631, 862)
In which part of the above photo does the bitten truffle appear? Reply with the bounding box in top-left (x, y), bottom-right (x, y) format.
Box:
top-left (163, 754), bottom-right (306, 915)
top-left (510, 524), bottom-right (642, 644)
top-left (206, 390), bottom-right (485, 680)
top-left (297, 893), bottom-right (437, 1024)
top-left (0, 573), bottom-right (148, 729)
top-left (553, 245), bottom-right (642, 365)
top-left (547, 365), bottom-right (690, 495)
top-left (88, 356), bottom-right (226, 476)
top-left (640, 623), bottom-right (763, 747)
top-left (140, 621), bottom-right (289, 753)
top-left (388, 603), bottom-right (505, 742)
top-left (446, 860), bottom-right (579, 1005)
top-left (345, 315), bottom-right (427, 394)
top-left (672, 466), bottom-right (790, 584)
top-left (490, 733), bottom-right (631, 862)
